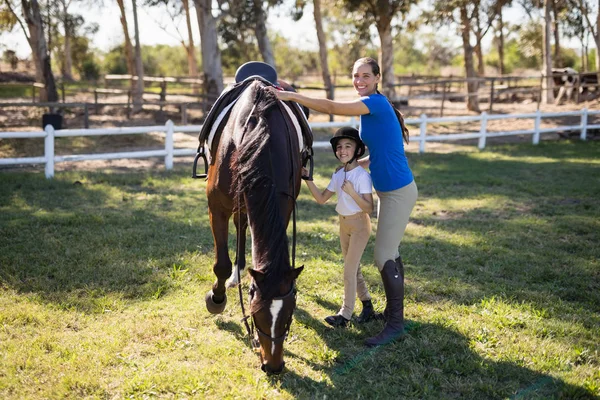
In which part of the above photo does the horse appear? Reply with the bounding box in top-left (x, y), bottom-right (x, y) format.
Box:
top-left (194, 65), bottom-right (312, 374)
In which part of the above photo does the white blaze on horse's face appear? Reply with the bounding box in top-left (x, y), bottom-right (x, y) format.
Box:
top-left (269, 299), bottom-right (283, 355)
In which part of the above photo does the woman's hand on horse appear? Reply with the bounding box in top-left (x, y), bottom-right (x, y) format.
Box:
top-left (267, 86), bottom-right (294, 101)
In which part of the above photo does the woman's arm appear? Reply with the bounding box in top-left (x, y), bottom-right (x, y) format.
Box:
top-left (358, 156), bottom-right (370, 170)
top-left (268, 88), bottom-right (370, 116)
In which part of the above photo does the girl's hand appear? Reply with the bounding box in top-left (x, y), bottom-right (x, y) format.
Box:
top-left (301, 167), bottom-right (310, 178)
top-left (341, 180), bottom-right (357, 196)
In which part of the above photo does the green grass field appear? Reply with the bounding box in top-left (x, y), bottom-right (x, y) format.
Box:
top-left (0, 141), bottom-right (599, 399)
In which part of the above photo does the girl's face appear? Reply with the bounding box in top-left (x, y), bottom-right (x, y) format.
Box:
top-left (352, 63), bottom-right (380, 97)
top-left (335, 138), bottom-right (357, 163)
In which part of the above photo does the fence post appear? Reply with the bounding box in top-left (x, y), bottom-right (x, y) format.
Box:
top-left (165, 120), bottom-right (174, 170)
top-left (489, 78), bottom-right (495, 112)
top-left (84, 104), bottom-right (89, 129)
top-left (419, 114), bottom-right (427, 153)
top-left (533, 109), bottom-right (542, 144)
top-left (580, 108), bottom-right (588, 141)
top-left (44, 124), bottom-right (55, 179)
top-left (478, 112), bottom-right (488, 150)
top-left (181, 103), bottom-right (188, 125)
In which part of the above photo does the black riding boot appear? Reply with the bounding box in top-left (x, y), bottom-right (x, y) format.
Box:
top-left (356, 299), bottom-right (375, 323)
top-left (365, 259), bottom-right (405, 347)
top-left (382, 255), bottom-right (403, 322)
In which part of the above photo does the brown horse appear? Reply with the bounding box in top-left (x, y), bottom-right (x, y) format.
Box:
top-left (201, 77), bottom-right (309, 374)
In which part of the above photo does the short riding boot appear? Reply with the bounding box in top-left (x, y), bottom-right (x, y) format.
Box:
top-left (365, 259), bottom-right (405, 347)
top-left (356, 299), bottom-right (376, 323)
top-left (324, 314), bottom-right (350, 328)
top-left (383, 255), bottom-right (404, 322)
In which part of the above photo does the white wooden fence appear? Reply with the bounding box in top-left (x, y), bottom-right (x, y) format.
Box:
top-left (0, 108), bottom-right (598, 179)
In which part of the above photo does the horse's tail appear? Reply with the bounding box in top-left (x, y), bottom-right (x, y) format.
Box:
top-left (231, 83), bottom-right (288, 291)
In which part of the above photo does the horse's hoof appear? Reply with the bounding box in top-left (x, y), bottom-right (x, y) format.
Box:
top-left (205, 290), bottom-right (227, 314)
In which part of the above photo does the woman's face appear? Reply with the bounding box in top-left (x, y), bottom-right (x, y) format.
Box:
top-left (352, 63), bottom-right (380, 97)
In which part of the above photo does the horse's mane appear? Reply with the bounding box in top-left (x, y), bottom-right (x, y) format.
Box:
top-left (231, 80), bottom-right (291, 300)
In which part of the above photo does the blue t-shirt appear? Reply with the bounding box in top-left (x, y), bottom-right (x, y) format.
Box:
top-left (359, 93), bottom-right (414, 192)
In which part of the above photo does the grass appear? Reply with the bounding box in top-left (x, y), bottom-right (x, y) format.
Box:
top-left (0, 140), bottom-right (599, 399)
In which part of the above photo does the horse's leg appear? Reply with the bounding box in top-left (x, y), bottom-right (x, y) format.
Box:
top-left (226, 211), bottom-right (248, 288)
top-left (205, 207), bottom-right (232, 314)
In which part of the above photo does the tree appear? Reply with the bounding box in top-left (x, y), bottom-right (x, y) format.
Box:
top-left (131, 0), bottom-right (144, 112)
top-left (428, 0), bottom-right (481, 112)
top-left (116, 0), bottom-right (135, 76)
top-left (3, 0), bottom-right (58, 102)
top-left (193, 0), bottom-right (224, 98)
top-left (252, 0), bottom-right (275, 66)
top-left (542, 0), bottom-right (555, 103)
top-left (570, 0), bottom-right (600, 79)
top-left (340, 0), bottom-right (417, 98)
top-left (291, 0), bottom-right (333, 100)
top-left (143, 0), bottom-right (199, 79)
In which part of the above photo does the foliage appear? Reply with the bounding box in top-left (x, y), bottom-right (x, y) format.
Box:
top-left (102, 44), bottom-right (189, 77)
top-left (0, 140), bottom-right (599, 398)
top-left (393, 31), bottom-right (460, 75)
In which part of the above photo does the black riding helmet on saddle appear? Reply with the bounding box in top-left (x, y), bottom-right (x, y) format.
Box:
top-left (330, 127), bottom-right (366, 165)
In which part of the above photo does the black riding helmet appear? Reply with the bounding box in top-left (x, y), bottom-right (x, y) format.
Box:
top-left (330, 127), bottom-right (366, 164)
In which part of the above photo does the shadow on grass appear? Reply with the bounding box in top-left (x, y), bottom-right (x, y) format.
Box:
top-left (0, 169), bottom-right (215, 312)
top-left (278, 318), bottom-right (596, 399)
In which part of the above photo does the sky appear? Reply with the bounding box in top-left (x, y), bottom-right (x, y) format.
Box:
top-left (0, 1), bottom-right (580, 61)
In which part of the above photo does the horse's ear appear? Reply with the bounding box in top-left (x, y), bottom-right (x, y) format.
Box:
top-left (286, 266), bottom-right (304, 280)
top-left (248, 268), bottom-right (265, 283)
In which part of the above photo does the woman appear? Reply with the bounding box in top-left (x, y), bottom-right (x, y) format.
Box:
top-left (269, 57), bottom-right (418, 347)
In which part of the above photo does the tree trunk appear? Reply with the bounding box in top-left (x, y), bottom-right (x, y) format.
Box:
top-left (460, 5), bottom-right (480, 112)
top-left (60, 0), bottom-right (74, 81)
top-left (313, 0), bottom-right (333, 101)
top-left (498, 11), bottom-right (505, 75)
top-left (253, 0), bottom-right (275, 67)
top-left (376, 17), bottom-right (396, 99)
top-left (116, 0), bottom-right (135, 76)
top-left (183, 0), bottom-right (199, 78)
top-left (21, 0), bottom-right (58, 102)
top-left (552, 0), bottom-right (560, 61)
top-left (543, 0), bottom-right (554, 104)
top-left (596, 0), bottom-right (600, 83)
top-left (474, 5), bottom-right (484, 76)
top-left (194, 0), bottom-right (224, 100)
top-left (131, 0), bottom-right (144, 113)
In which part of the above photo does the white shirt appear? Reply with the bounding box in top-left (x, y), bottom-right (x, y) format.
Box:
top-left (327, 166), bottom-right (373, 216)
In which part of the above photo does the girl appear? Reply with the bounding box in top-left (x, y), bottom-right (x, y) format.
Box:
top-left (303, 127), bottom-right (376, 327)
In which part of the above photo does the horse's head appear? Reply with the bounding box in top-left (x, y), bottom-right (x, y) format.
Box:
top-left (248, 266), bottom-right (304, 374)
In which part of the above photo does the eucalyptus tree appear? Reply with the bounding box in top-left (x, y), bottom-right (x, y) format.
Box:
top-left (193, 0), bottom-right (224, 97)
top-left (542, 0), bottom-right (555, 103)
top-left (569, 0), bottom-right (600, 76)
top-left (427, 0), bottom-right (482, 111)
top-left (338, 0), bottom-right (417, 98)
top-left (116, 0), bottom-right (135, 76)
top-left (2, 0), bottom-right (58, 101)
top-left (131, 0), bottom-right (144, 112)
top-left (143, 0), bottom-right (199, 78)
top-left (290, 0), bottom-right (333, 100)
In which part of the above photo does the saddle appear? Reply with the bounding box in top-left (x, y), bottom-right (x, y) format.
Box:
top-left (193, 70), bottom-right (313, 180)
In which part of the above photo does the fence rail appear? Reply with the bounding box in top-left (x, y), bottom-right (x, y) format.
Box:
top-left (1, 108), bottom-right (597, 179)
